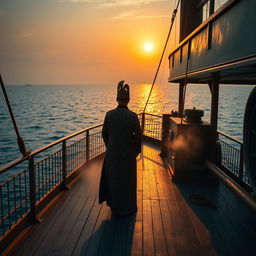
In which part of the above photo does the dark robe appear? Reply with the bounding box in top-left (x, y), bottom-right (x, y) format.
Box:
top-left (99, 105), bottom-right (142, 215)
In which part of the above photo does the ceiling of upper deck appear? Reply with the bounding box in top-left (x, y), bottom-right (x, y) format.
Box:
top-left (169, 55), bottom-right (256, 85)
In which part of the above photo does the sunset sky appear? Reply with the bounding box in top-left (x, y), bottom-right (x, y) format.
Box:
top-left (0, 0), bottom-right (180, 85)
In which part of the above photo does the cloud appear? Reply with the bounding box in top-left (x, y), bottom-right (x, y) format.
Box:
top-left (60, 0), bottom-right (105, 3)
top-left (13, 32), bottom-right (34, 39)
top-left (0, 9), bottom-right (6, 17)
top-left (102, 0), bottom-right (164, 7)
top-left (113, 11), bottom-right (168, 20)
top-left (60, 0), bottom-right (165, 7)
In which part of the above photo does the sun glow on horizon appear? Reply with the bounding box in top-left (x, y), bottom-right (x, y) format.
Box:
top-left (144, 42), bottom-right (153, 52)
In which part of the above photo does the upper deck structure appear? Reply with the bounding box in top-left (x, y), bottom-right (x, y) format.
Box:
top-left (168, 0), bottom-right (256, 84)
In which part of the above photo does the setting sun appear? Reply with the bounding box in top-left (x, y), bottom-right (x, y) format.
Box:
top-left (144, 42), bottom-right (153, 52)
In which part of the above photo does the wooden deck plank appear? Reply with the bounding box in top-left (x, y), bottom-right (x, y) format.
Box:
top-left (151, 199), bottom-right (168, 256)
top-left (10, 160), bottom-right (99, 256)
top-left (126, 214), bottom-right (137, 256)
top-left (155, 171), bottom-right (169, 199)
top-left (85, 202), bottom-right (110, 256)
top-left (155, 170), bottom-right (176, 201)
top-left (148, 170), bottom-right (158, 199)
top-left (47, 196), bottom-right (91, 256)
top-left (71, 199), bottom-right (102, 256)
top-left (179, 181), bottom-right (256, 255)
top-left (97, 212), bottom-right (117, 255)
top-left (19, 160), bottom-right (98, 256)
top-left (166, 200), bottom-right (204, 256)
top-left (21, 193), bottom-right (80, 256)
top-left (7, 144), bottom-right (240, 256)
top-left (8, 191), bottom-right (71, 256)
top-left (136, 158), bottom-right (143, 222)
top-left (186, 206), bottom-right (217, 256)
top-left (131, 164), bottom-right (143, 256)
top-left (177, 182), bottom-right (232, 256)
top-left (61, 195), bottom-right (96, 256)
top-left (136, 190), bottom-right (143, 221)
top-left (111, 214), bottom-right (136, 256)
top-left (131, 220), bottom-right (143, 256)
top-left (143, 170), bottom-right (150, 199)
top-left (159, 199), bottom-right (179, 256)
top-left (137, 158), bottom-right (143, 190)
top-left (34, 195), bottom-right (82, 256)
top-left (142, 199), bottom-right (155, 256)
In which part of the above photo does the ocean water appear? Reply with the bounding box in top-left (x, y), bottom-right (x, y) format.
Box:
top-left (0, 83), bottom-right (254, 170)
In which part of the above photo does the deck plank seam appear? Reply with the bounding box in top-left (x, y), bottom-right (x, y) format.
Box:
top-left (69, 196), bottom-right (97, 256)
top-left (37, 195), bottom-right (83, 256)
top-left (152, 166), bottom-right (170, 256)
top-left (22, 193), bottom-right (81, 256)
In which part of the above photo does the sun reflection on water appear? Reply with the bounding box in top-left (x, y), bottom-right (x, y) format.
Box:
top-left (129, 83), bottom-right (180, 115)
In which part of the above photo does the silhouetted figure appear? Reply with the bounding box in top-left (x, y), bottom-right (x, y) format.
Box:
top-left (99, 80), bottom-right (142, 216)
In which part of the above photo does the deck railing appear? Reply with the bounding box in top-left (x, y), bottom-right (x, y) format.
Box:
top-left (0, 112), bottom-right (252, 250)
top-left (217, 130), bottom-right (251, 189)
top-left (0, 124), bottom-right (104, 241)
top-left (138, 113), bottom-right (162, 141)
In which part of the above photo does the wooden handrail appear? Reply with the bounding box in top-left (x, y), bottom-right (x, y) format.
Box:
top-left (0, 112), bottom-right (162, 174)
top-left (0, 123), bottom-right (103, 175)
top-left (143, 113), bottom-right (162, 118)
top-left (217, 130), bottom-right (243, 145)
top-left (0, 113), bottom-right (243, 176)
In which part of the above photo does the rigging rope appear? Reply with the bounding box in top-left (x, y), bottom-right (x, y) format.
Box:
top-left (143, 0), bottom-right (181, 113)
top-left (0, 74), bottom-right (29, 157)
top-left (180, 41), bottom-right (190, 123)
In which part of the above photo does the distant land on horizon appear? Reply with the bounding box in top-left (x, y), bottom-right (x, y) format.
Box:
top-left (5, 83), bottom-right (254, 87)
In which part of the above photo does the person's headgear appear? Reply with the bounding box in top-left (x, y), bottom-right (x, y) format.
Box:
top-left (117, 80), bottom-right (130, 100)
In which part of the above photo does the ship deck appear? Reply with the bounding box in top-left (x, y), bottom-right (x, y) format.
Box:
top-left (6, 142), bottom-right (256, 256)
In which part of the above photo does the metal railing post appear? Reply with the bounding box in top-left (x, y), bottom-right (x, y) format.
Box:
top-left (62, 140), bottom-right (69, 190)
top-left (141, 113), bottom-right (145, 135)
top-left (86, 130), bottom-right (90, 161)
top-left (239, 144), bottom-right (244, 180)
top-left (29, 157), bottom-right (39, 223)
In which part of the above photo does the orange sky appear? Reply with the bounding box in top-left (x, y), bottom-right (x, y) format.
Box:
top-left (0, 0), bottom-right (180, 85)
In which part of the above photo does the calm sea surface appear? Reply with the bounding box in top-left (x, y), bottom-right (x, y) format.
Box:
top-left (0, 84), bottom-right (254, 172)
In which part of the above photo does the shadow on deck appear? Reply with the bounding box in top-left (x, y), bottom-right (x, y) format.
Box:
top-left (6, 143), bottom-right (256, 256)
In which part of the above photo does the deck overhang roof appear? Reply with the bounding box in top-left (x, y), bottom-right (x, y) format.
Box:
top-left (168, 0), bottom-right (256, 85)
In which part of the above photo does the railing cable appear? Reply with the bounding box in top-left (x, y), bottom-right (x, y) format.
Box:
top-left (143, 0), bottom-right (181, 113)
top-left (0, 74), bottom-right (29, 157)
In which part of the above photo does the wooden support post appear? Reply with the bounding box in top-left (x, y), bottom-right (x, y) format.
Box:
top-left (29, 157), bottom-right (40, 223)
top-left (209, 80), bottom-right (219, 163)
top-left (160, 114), bottom-right (172, 158)
top-left (178, 82), bottom-right (185, 117)
top-left (210, 80), bottom-right (219, 132)
top-left (86, 130), bottom-right (90, 161)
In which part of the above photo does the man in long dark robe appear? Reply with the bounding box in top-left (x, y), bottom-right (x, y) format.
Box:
top-left (99, 80), bottom-right (142, 216)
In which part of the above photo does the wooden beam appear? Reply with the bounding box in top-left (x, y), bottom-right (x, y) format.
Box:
top-left (178, 82), bottom-right (185, 117)
top-left (210, 80), bottom-right (219, 132)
